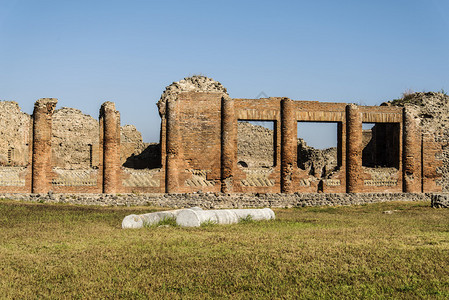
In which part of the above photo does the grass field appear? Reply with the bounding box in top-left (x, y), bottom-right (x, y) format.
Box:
top-left (1, 199), bottom-right (449, 299)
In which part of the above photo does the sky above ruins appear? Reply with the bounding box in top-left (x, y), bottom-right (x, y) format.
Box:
top-left (1, 0), bottom-right (448, 147)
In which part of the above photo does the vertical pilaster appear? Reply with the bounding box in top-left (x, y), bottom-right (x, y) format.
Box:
top-left (281, 98), bottom-right (295, 193)
top-left (221, 95), bottom-right (236, 193)
top-left (32, 98), bottom-right (57, 194)
top-left (403, 107), bottom-right (422, 192)
top-left (100, 102), bottom-right (120, 194)
top-left (166, 99), bottom-right (180, 193)
top-left (346, 104), bottom-right (362, 193)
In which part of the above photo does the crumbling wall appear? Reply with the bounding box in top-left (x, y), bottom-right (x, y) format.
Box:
top-left (388, 92), bottom-right (449, 191)
top-left (50, 107), bottom-right (100, 192)
top-left (120, 125), bottom-right (161, 169)
top-left (120, 125), bottom-right (147, 165)
top-left (297, 139), bottom-right (338, 178)
top-left (157, 75), bottom-right (228, 116)
top-left (238, 121), bottom-right (339, 182)
top-left (52, 107), bottom-right (99, 169)
top-left (0, 101), bottom-right (31, 191)
top-left (237, 122), bottom-right (274, 168)
top-left (158, 76), bottom-right (229, 193)
top-left (0, 77), bottom-right (446, 195)
top-left (0, 101), bottom-right (31, 167)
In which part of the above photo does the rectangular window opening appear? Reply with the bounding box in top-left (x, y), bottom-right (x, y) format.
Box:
top-left (7, 147), bottom-right (14, 165)
top-left (88, 144), bottom-right (93, 168)
top-left (362, 122), bottom-right (400, 169)
top-left (297, 122), bottom-right (341, 178)
top-left (237, 120), bottom-right (276, 168)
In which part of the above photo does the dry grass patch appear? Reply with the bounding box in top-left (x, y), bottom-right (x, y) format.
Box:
top-left (1, 200), bottom-right (449, 298)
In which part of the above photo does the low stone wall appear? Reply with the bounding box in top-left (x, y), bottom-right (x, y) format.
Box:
top-left (0, 192), bottom-right (436, 208)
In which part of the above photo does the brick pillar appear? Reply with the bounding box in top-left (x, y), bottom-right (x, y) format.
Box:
top-left (100, 102), bottom-right (120, 194)
top-left (403, 107), bottom-right (422, 192)
top-left (281, 98), bottom-right (295, 193)
top-left (221, 95), bottom-right (236, 193)
top-left (166, 99), bottom-right (180, 193)
top-left (32, 98), bottom-right (57, 194)
top-left (346, 104), bottom-right (362, 193)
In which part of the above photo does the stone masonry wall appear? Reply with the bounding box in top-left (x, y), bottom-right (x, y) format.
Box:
top-left (120, 124), bottom-right (150, 167)
top-left (237, 121), bottom-right (274, 168)
top-left (0, 102), bottom-right (32, 191)
top-left (0, 101), bottom-right (31, 167)
top-left (388, 92), bottom-right (448, 191)
top-left (0, 192), bottom-right (431, 208)
top-left (0, 77), bottom-right (445, 196)
top-left (52, 107), bottom-right (99, 169)
top-left (52, 108), bottom-right (153, 171)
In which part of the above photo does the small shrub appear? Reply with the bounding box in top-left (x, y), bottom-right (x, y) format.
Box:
top-left (238, 215), bottom-right (254, 224)
top-left (157, 216), bottom-right (178, 227)
top-left (402, 88), bottom-right (415, 99)
top-left (200, 219), bottom-right (217, 227)
top-left (144, 216), bottom-right (178, 228)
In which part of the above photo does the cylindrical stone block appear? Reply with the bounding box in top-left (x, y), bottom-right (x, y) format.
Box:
top-left (281, 98), bottom-right (295, 193)
top-left (346, 104), bottom-right (362, 193)
top-left (100, 102), bottom-right (120, 194)
top-left (166, 99), bottom-right (180, 193)
top-left (122, 207), bottom-right (202, 228)
top-left (403, 107), bottom-right (422, 192)
top-left (221, 95), bottom-right (236, 193)
top-left (32, 98), bottom-right (57, 194)
top-left (176, 208), bottom-right (275, 227)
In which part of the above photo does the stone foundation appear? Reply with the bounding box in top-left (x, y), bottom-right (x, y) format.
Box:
top-left (0, 192), bottom-right (433, 208)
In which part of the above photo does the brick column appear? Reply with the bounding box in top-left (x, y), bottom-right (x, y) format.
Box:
top-left (100, 102), bottom-right (120, 194)
top-left (32, 98), bottom-right (57, 193)
top-left (165, 99), bottom-right (180, 193)
top-left (221, 95), bottom-right (236, 193)
top-left (346, 104), bottom-right (362, 193)
top-left (403, 107), bottom-right (422, 192)
top-left (281, 98), bottom-right (295, 193)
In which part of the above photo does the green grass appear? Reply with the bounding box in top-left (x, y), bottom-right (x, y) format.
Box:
top-left (145, 216), bottom-right (178, 228)
top-left (1, 200), bottom-right (449, 299)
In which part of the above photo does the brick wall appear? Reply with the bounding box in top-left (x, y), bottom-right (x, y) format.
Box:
top-left (0, 87), bottom-right (442, 195)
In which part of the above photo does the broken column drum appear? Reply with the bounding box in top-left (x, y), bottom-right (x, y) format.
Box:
top-left (176, 208), bottom-right (276, 227)
top-left (122, 207), bottom-right (203, 228)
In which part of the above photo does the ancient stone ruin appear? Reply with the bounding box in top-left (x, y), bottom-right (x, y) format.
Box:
top-left (0, 76), bottom-right (445, 195)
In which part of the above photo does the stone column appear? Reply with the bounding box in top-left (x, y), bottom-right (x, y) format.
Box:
top-left (166, 99), bottom-right (180, 193)
top-left (32, 98), bottom-right (57, 194)
top-left (221, 95), bottom-right (236, 193)
top-left (100, 102), bottom-right (120, 194)
top-left (403, 107), bottom-right (422, 192)
top-left (281, 98), bottom-right (295, 193)
top-left (346, 104), bottom-right (362, 193)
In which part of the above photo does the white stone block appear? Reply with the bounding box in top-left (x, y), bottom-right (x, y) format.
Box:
top-left (122, 207), bottom-right (202, 229)
top-left (176, 208), bottom-right (275, 227)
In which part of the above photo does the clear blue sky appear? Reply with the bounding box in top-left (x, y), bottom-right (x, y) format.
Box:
top-left (1, 0), bottom-right (448, 148)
